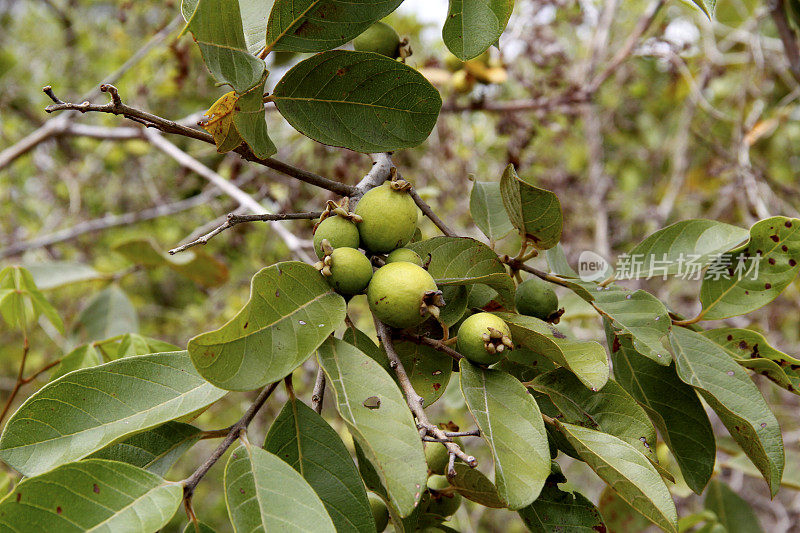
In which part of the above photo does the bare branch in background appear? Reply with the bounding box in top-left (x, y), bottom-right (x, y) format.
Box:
top-left (769, 0), bottom-right (800, 84)
top-left (311, 368), bottom-right (326, 414)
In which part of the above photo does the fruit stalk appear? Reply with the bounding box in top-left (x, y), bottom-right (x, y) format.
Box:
top-left (374, 318), bottom-right (477, 471)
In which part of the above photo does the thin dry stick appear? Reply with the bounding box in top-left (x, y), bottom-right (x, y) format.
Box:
top-left (0, 337), bottom-right (30, 427)
top-left (311, 368), bottom-right (326, 414)
top-left (183, 381), bottom-right (279, 498)
top-left (409, 189), bottom-right (457, 237)
top-left (43, 84), bottom-right (356, 197)
top-left (169, 212), bottom-right (322, 255)
top-left (374, 319), bottom-right (476, 469)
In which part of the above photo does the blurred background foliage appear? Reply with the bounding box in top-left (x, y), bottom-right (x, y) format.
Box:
top-left (2, 0), bottom-right (800, 530)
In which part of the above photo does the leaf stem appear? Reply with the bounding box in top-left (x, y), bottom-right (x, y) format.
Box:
top-left (0, 336), bottom-right (29, 427)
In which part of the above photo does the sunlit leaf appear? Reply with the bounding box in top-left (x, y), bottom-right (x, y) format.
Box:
top-left (73, 285), bottom-right (138, 341)
top-left (0, 352), bottom-right (227, 476)
top-left (460, 360), bottom-right (550, 509)
top-left (225, 444), bottom-right (335, 532)
top-left (495, 312), bottom-right (609, 390)
top-left (0, 459), bottom-right (181, 532)
top-left (702, 327), bottom-right (800, 395)
top-left (670, 327), bottom-right (784, 496)
top-left (554, 422), bottom-right (678, 533)
top-left (189, 262), bottom-right (346, 391)
top-left (699, 216), bottom-right (800, 320)
top-left (114, 238), bottom-right (228, 287)
top-left (318, 338), bottom-right (427, 517)
top-left (626, 219), bottom-right (748, 278)
top-left (24, 262), bottom-right (105, 290)
top-left (0, 266), bottom-right (63, 333)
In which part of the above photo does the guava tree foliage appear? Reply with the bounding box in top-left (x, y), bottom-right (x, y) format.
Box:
top-left (0, 0), bottom-right (797, 532)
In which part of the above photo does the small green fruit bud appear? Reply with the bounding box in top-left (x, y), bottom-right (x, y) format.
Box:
top-left (353, 22), bottom-right (401, 59)
top-left (515, 277), bottom-right (559, 321)
top-left (326, 247), bottom-right (373, 295)
top-left (313, 216), bottom-right (360, 259)
top-left (457, 312), bottom-right (512, 365)
top-left (368, 493), bottom-right (390, 532)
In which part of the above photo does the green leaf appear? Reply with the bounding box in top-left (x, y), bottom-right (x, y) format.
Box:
top-left (591, 286), bottom-right (672, 365)
top-left (74, 285), bottom-right (138, 341)
top-left (409, 236), bottom-right (515, 308)
top-left (189, 262), bottom-right (346, 391)
top-left (608, 329), bottom-right (715, 494)
top-left (0, 266), bottom-right (64, 333)
top-left (0, 351), bottom-right (227, 476)
top-left (265, 0), bottom-right (402, 53)
top-left (264, 397), bottom-right (374, 533)
top-left (554, 422), bottom-right (677, 533)
top-left (459, 360), bottom-right (550, 509)
top-left (317, 338), bottom-right (427, 517)
top-left (499, 164), bottom-right (562, 250)
top-left (225, 444), bottom-right (336, 532)
top-left (626, 219), bottom-right (748, 278)
top-left (470, 181), bottom-right (514, 242)
top-left (495, 346), bottom-right (557, 382)
top-left (182, 522), bottom-right (217, 533)
top-left (184, 0), bottom-right (266, 93)
top-left (0, 459), bottom-right (182, 532)
top-left (702, 327), bottom-right (800, 395)
top-left (531, 368), bottom-right (657, 461)
top-left (699, 216), bottom-right (800, 320)
top-left (88, 422), bottom-right (202, 477)
top-left (686, 0), bottom-right (715, 19)
top-left (273, 51), bottom-right (442, 153)
top-left (24, 262), bottom-right (105, 290)
top-left (50, 344), bottom-right (103, 380)
top-left (181, 0), bottom-right (270, 55)
top-left (495, 312), bottom-right (609, 390)
top-left (442, 0), bottom-right (514, 60)
top-left (113, 238), bottom-right (229, 288)
top-left (343, 326), bottom-right (391, 370)
top-left (115, 333), bottom-right (180, 358)
top-left (233, 76), bottom-right (277, 158)
top-left (545, 244), bottom-right (579, 278)
top-left (448, 463), bottom-right (505, 508)
top-left (670, 327), bottom-right (784, 496)
top-left (393, 340), bottom-right (452, 406)
top-left (704, 480), bottom-right (763, 533)
top-left (597, 485), bottom-right (651, 533)
top-left (518, 476), bottom-right (605, 533)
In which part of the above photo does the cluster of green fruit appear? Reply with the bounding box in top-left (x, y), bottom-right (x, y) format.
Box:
top-left (313, 180), bottom-right (443, 329)
top-left (315, 179), bottom-right (561, 368)
top-left (367, 435), bottom-right (465, 531)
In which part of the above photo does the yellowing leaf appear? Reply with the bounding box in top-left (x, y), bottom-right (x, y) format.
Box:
top-left (200, 91), bottom-right (244, 153)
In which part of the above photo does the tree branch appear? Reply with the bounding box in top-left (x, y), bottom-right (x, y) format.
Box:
top-left (43, 84), bottom-right (355, 196)
top-left (168, 212), bottom-right (322, 255)
top-left (183, 381), bottom-right (279, 498)
top-left (769, 0), bottom-right (800, 84)
top-left (374, 319), bottom-right (476, 471)
top-left (311, 367), bottom-right (326, 414)
top-left (400, 332), bottom-right (463, 361)
top-left (0, 337), bottom-right (30, 427)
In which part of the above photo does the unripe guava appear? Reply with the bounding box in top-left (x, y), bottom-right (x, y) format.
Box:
top-left (353, 22), bottom-right (401, 59)
top-left (456, 312), bottom-right (512, 365)
top-left (424, 438), bottom-right (463, 475)
top-left (368, 493), bottom-right (389, 532)
top-left (326, 247), bottom-right (373, 295)
top-left (367, 262), bottom-right (437, 328)
top-left (313, 216), bottom-right (360, 259)
top-left (385, 247), bottom-right (423, 266)
top-left (426, 475), bottom-right (462, 517)
top-left (515, 278), bottom-right (559, 320)
top-left (354, 183), bottom-right (418, 253)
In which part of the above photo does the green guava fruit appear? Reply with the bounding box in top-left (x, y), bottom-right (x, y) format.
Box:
top-left (353, 22), bottom-right (401, 58)
top-left (326, 247), bottom-right (373, 295)
top-left (385, 247), bottom-right (422, 266)
top-left (367, 262), bottom-right (437, 328)
top-left (426, 475), bottom-right (462, 517)
top-left (368, 493), bottom-right (389, 532)
top-left (456, 312), bottom-right (512, 365)
top-left (354, 183), bottom-right (418, 253)
top-left (313, 215), bottom-right (360, 259)
top-left (515, 277), bottom-right (559, 320)
top-left (424, 438), bottom-right (463, 475)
